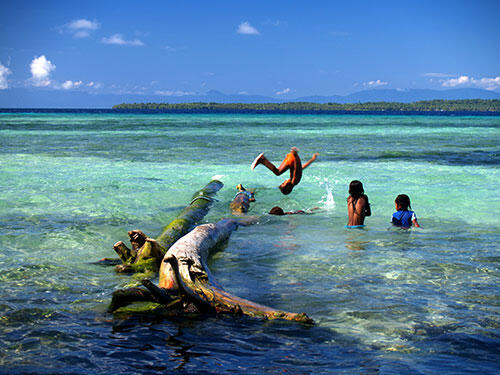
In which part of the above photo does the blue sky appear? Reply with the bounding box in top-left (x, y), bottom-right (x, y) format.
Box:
top-left (0, 0), bottom-right (499, 100)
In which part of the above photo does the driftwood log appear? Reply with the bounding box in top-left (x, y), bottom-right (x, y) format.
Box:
top-left (113, 180), bottom-right (223, 273)
top-left (110, 218), bottom-right (313, 324)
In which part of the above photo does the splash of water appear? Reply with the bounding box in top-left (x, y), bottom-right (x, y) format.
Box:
top-left (316, 177), bottom-right (336, 211)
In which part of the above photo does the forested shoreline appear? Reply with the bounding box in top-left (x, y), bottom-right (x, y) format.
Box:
top-left (113, 99), bottom-right (500, 113)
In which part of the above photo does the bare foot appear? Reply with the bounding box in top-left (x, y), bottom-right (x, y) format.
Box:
top-left (251, 153), bottom-right (264, 170)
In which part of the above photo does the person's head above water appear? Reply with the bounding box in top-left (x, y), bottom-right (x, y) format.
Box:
top-left (236, 184), bottom-right (255, 201)
top-left (395, 194), bottom-right (412, 211)
top-left (269, 206), bottom-right (285, 215)
top-left (279, 180), bottom-right (294, 195)
top-left (348, 180), bottom-right (365, 199)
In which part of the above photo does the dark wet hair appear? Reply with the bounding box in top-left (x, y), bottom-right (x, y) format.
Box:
top-left (395, 194), bottom-right (412, 210)
top-left (269, 206), bottom-right (285, 215)
top-left (348, 180), bottom-right (364, 199)
top-left (279, 181), bottom-right (293, 195)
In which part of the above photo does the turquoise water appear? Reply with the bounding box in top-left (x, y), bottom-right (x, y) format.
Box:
top-left (0, 112), bottom-right (499, 374)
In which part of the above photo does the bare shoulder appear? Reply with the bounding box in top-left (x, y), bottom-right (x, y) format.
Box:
top-left (357, 195), bottom-right (368, 205)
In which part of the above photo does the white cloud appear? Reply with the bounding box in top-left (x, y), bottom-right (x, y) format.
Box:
top-left (276, 88), bottom-right (291, 95)
top-left (441, 75), bottom-right (500, 90)
top-left (476, 77), bottom-right (500, 90)
top-left (155, 90), bottom-right (195, 96)
top-left (30, 55), bottom-right (56, 87)
top-left (61, 80), bottom-right (83, 90)
top-left (68, 19), bottom-right (99, 30)
top-left (237, 22), bottom-right (260, 35)
top-left (48, 80), bottom-right (98, 90)
top-left (101, 34), bottom-right (144, 46)
top-left (0, 63), bottom-right (11, 89)
top-left (442, 75), bottom-right (470, 87)
top-left (364, 79), bottom-right (388, 88)
top-left (63, 18), bottom-right (100, 38)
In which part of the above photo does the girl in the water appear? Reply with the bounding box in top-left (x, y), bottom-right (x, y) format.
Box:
top-left (346, 180), bottom-right (371, 228)
top-left (391, 194), bottom-right (420, 228)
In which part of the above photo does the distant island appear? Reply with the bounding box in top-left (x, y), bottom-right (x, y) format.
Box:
top-left (113, 99), bottom-right (500, 113)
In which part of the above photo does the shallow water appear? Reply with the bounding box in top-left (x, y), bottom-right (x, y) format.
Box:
top-left (0, 112), bottom-right (499, 374)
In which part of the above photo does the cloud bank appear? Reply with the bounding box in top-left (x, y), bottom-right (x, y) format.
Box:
top-left (30, 55), bottom-right (56, 87)
top-left (61, 80), bottom-right (83, 90)
top-left (237, 22), bottom-right (260, 35)
top-left (0, 63), bottom-right (11, 89)
top-left (441, 75), bottom-right (500, 90)
top-left (101, 34), bottom-right (144, 46)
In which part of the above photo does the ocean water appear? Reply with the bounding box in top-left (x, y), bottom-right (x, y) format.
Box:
top-left (0, 112), bottom-right (499, 374)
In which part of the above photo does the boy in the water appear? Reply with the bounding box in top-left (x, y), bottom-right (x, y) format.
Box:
top-left (251, 147), bottom-right (319, 195)
top-left (230, 184), bottom-right (255, 214)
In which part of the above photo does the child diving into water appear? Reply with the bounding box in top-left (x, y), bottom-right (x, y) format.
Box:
top-left (251, 147), bottom-right (319, 195)
top-left (346, 180), bottom-right (371, 228)
top-left (391, 194), bottom-right (420, 228)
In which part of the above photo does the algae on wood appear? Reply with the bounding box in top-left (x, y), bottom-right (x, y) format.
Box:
top-left (113, 180), bottom-right (223, 273)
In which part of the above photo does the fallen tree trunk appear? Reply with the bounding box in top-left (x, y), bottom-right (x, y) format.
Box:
top-left (156, 219), bottom-right (313, 323)
top-left (113, 180), bottom-right (223, 273)
top-left (110, 219), bottom-right (312, 323)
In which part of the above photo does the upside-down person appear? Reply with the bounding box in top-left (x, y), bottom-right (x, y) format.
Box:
top-left (251, 147), bottom-right (319, 195)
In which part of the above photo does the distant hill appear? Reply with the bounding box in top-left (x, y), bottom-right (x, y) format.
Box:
top-left (295, 88), bottom-right (500, 103)
top-left (1, 87), bottom-right (500, 108)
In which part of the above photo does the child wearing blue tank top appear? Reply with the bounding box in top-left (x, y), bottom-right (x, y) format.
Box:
top-left (392, 194), bottom-right (420, 228)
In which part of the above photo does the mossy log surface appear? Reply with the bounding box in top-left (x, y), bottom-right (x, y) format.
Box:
top-left (113, 180), bottom-right (223, 273)
top-left (156, 179), bottom-right (224, 249)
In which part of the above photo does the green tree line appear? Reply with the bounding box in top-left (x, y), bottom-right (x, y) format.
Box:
top-left (113, 99), bottom-right (500, 112)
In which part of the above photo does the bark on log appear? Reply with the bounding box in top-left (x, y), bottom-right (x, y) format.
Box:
top-left (157, 219), bottom-right (313, 323)
top-left (114, 180), bottom-right (223, 273)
